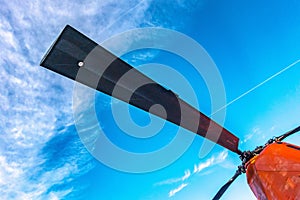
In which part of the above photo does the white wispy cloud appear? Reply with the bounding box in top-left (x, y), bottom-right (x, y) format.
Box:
top-left (156, 169), bottom-right (191, 186)
top-left (0, 0), bottom-right (153, 199)
top-left (156, 151), bottom-right (228, 198)
top-left (168, 183), bottom-right (188, 197)
top-left (241, 127), bottom-right (261, 144)
top-left (193, 150), bottom-right (228, 173)
top-left (182, 169), bottom-right (191, 181)
top-left (241, 125), bottom-right (280, 147)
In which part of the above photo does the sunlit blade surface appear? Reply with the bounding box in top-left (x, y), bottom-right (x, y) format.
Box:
top-left (40, 25), bottom-right (240, 153)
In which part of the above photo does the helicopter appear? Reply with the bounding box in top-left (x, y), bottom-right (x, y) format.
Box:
top-left (40, 25), bottom-right (300, 200)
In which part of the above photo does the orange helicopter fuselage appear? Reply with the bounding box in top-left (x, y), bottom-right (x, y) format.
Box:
top-left (246, 142), bottom-right (300, 200)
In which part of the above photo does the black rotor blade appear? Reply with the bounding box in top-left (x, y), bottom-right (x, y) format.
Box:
top-left (276, 125), bottom-right (300, 142)
top-left (40, 25), bottom-right (241, 154)
top-left (212, 168), bottom-right (242, 200)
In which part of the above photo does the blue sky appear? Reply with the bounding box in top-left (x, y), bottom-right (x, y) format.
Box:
top-left (1, 0), bottom-right (300, 199)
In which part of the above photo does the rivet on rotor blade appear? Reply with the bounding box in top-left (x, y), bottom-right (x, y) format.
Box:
top-left (78, 61), bottom-right (84, 67)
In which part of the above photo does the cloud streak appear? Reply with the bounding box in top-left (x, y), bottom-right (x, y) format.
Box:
top-left (168, 183), bottom-right (188, 197)
top-left (193, 150), bottom-right (228, 173)
top-left (0, 0), bottom-right (153, 199)
top-left (156, 170), bottom-right (191, 186)
top-left (156, 151), bottom-right (228, 198)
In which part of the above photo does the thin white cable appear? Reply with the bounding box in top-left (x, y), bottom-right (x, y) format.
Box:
top-left (210, 59), bottom-right (300, 117)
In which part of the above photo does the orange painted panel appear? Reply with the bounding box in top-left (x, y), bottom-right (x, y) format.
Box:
top-left (246, 142), bottom-right (300, 200)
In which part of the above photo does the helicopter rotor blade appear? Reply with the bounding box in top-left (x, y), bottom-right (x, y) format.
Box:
top-left (40, 25), bottom-right (241, 154)
top-left (275, 125), bottom-right (300, 142)
top-left (212, 167), bottom-right (243, 200)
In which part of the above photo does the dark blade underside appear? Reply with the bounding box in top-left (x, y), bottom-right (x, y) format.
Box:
top-left (40, 25), bottom-right (240, 154)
